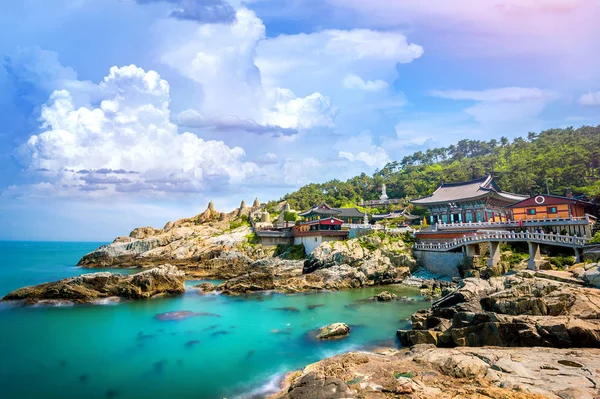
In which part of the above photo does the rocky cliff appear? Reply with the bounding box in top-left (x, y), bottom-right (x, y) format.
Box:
top-left (203, 234), bottom-right (417, 295)
top-left (77, 201), bottom-right (276, 279)
top-left (2, 265), bottom-right (185, 305)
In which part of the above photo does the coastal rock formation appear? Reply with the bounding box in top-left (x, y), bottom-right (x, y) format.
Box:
top-left (315, 323), bottom-right (350, 340)
top-left (373, 291), bottom-right (397, 301)
top-left (2, 265), bottom-right (185, 305)
top-left (398, 271), bottom-right (600, 348)
top-left (583, 263), bottom-right (600, 288)
top-left (270, 345), bottom-right (600, 399)
top-left (304, 234), bottom-right (417, 280)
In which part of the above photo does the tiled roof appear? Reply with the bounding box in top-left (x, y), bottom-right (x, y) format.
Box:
top-left (298, 203), bottom-right (365, 218)
top-left (411, 175), bottom-right (527, 206)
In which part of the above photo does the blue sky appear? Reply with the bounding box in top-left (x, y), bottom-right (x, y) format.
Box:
top-left (0, 0), bottom-right (599, 241)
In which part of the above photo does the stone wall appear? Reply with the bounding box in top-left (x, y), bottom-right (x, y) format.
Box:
top-left (413, 250), bottom-right (464, 278)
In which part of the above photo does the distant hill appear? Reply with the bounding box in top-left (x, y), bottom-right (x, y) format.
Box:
top-left (273, 125), bottom-right (600, 211)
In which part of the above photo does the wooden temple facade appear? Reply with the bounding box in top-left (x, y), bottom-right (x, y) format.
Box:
top-left (411, 176), bottom-right (528, 224)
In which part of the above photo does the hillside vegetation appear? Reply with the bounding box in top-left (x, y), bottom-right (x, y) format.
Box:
top-left (273, 125), bottom-right (600, 211)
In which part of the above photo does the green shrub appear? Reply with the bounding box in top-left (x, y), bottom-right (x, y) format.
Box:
top-left (590, 231), bottom-right (600, 244)
top-left (550, 256), bottom-right (576, 269)
top-left (229, 215), bottom-right (250, 230)
top-left (283, 211), bottom-right (298, 222)
top-left (274, 244), bottom-right (306, 260)
top-left (245, 232), bottom-right (260, 245)
top-left (358, 240), bottom-right (378, 251)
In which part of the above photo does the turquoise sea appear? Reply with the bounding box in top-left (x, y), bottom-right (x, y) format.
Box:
top-left (0, 242), bottom-right (430, 399)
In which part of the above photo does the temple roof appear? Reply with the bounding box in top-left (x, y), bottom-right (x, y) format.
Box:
top-left (298, 203), bottom-right (365, 218)
top-left (372, 209), bottom-right (420, 220)
top-left (410, 176), bottom-right (527, 206)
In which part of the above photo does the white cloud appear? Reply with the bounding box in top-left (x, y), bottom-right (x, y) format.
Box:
top-left (579, 91), bottom-right (600, 106)
top-left (343, 74), bottom-right (388, 91)
top-left (158, 8), bottom-right (338, 131)
top-left (430, 87), bottom-right (550, 102)
top-left (335, 134), bottom-right (390, 168)
top-left (263, 89), bottom-right (337, 129)
top-left (322, 29), bottom-right (424, 61)
top-left (15, 65), bottom-right (259, 197)
top-left (429, 87), bottom-right (558, 132)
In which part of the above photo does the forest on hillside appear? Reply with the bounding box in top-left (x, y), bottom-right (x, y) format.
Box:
top-left (272, 125), bottom-right (600, 212)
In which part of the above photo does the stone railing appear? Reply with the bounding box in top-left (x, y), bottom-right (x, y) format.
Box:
top-left (415, 230), bottom-right (588, 251)
top-left (435, 215), bottom-right (595, 231)
top-left (343, 224), bottom-right (415, 234)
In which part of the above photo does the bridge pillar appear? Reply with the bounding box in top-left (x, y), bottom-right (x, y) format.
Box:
top-left (465, 243), bottom-right (478, 257)
top-left (528, 242), bottom-right (542, 270)
top-left (574, 247), bottom-right (583, 264)
top-left (488, 241), bottom-right (501, 267)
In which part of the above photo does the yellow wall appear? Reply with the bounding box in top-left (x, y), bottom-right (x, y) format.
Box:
top-left (512, 203), bottom-right (571, 220)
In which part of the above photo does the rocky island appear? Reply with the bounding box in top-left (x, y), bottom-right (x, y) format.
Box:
top-left (2, 265), bottom-right (185, 305)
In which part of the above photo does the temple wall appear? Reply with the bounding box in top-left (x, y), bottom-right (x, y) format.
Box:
top-left (413, 250), bottom-right (464, 278)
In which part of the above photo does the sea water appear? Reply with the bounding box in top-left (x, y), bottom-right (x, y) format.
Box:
top-left (0, 242), bottom-right (430, 399)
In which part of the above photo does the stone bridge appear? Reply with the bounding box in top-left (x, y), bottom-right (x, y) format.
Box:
top-left (414, 230), bottom-right (588, 270)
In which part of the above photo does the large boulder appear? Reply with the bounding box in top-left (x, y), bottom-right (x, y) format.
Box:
top-left (2, 265), bottom-right (185, 305)
top-left (583, 263), bottom-right (600, 288)
top-left (398, 272), bottom-right (600, 348)
top-left (218, 271), bottom-right (275, 295)
top-left (373, 291), bottom-right (397, 301)
top-left (316, 323), bottom-right (350, 340)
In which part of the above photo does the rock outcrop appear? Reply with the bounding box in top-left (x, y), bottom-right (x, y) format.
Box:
top-left (373, 291), bottom-right (397, 301)
top-left (269, 345), bottom-right (600, 399)
top-left (315, 323), bottom-right (350, 340)
top-left (76, 200), bottom-right (277, 280)
top-left (2, 265), bottom-right (185, 305)
top-left (398, 271), bottom-right (600, 348)
top-left (304, 234), bottom-right (416, 278)
top-left (583, 262), bottom-right (600, 288)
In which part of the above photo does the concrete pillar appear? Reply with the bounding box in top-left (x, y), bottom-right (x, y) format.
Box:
top-left (528, 242), bottom-right (542, 270)
top-left (488, 241), bottom-right (501, 267)
top-left (466, 243), bottom-right (478, 257)
top-left (574, 248), bottom-right (582, 263)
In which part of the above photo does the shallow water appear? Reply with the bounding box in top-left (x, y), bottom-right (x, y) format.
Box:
top-left (0, 242), bottom-right (430, 399)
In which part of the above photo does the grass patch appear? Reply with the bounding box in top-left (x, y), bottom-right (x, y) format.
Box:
top-left (550, 255), bottom-right (576, 269)
top-left (501, 252), bottom-right (529, 267)
top-left (228, 215), bottom-right (250, 231)
top-left (274, 244), bottom-right (306, 260)
top-left (245, 232), bottom-right (260, 245)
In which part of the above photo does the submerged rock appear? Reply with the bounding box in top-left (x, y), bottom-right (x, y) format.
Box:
top-left (373, 291), bottom-right (397, 301)
top-left (315, 323), bottom-right (350, 340)
top-left (2, 265), bottom-right (185, 305)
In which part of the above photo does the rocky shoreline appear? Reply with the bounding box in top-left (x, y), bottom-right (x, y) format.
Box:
top-left (2, 265), bottom-right (185, 305)
top-left (268, 344), bottom-right (600, 398)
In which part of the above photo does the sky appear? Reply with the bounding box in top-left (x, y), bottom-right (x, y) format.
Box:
top-left (0, 0), bottom-right (599, 241)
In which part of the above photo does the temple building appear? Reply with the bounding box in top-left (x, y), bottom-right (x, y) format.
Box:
top-left (411, 175), bottom-right (527, 224)
top-left (509, 194), bottom-right (598, 221)
top-left (297, 203), bottom-right (365, 224)
top-left (371, 209), bottom-right (420, 225)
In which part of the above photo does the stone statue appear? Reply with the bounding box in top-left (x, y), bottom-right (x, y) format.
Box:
top-left (380, 184), bottom-right (389, 201)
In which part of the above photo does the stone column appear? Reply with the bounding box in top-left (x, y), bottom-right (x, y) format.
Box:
top-left (574, 247), bottom-right (582, 263)
top-left (465, 243), bottom-right (478, 257)
top-left (488, 241), bottom-right (501, 267)
top-left (528, 242), bottom-right (542, 270)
